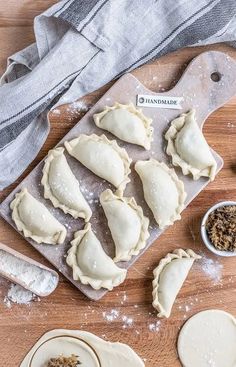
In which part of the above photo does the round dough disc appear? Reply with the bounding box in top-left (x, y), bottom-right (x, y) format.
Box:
top-left (29, 335), bottom-right (101, 367)
top-left (178, 309), bottom-right (236, 367)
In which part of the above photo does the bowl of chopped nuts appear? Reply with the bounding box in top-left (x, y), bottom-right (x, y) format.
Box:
top-left (201, 201), bottom-right (236, 257)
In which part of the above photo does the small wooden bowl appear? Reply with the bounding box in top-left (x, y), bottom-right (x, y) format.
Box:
top-left (201, 201), bottom-right (236, 257)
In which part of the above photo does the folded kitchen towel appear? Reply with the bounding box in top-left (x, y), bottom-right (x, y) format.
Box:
top-left (1, 0), bottom-right (236, 190)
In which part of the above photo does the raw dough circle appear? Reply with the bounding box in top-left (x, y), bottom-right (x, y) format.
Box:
top-left (29, 335), bottom-right (101, 367)
top-left (178, 309), bottom-right (236, 367)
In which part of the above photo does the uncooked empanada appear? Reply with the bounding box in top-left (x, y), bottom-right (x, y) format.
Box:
top-left (152, 249), bottom-right (201, 318)
top-left (41, 147), bottom-right (92, 221)
top-left (10, 188), bottom-right (66, 245)
top-left (135, 159), bottom-right (186, 229)
top-left (100, 189), bottom-right (150, 262)
top-left (66, 223), bottom-right (127, 290)
top-left (65, 134), bottom-right (131, 191)
top-left (93, 102), bottom-right (153, 149)
top-left (165, 109), bottom-right (217, 181)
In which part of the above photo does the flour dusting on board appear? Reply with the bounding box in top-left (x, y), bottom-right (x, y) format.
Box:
top-left (67, 100), bottom-right (90, 114)
top-left (51, 100), bottom-right (91, 118)
top-left (51, 108), bottom-right (61, 115)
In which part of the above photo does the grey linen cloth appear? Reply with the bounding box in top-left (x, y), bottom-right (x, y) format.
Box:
top-left (1, 0), bottom-right (236, 190)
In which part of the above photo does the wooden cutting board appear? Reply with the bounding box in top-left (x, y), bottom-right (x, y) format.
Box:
top-left (0, 50), bottom-right (236, 301)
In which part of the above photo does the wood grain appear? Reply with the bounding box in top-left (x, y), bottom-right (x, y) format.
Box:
top-left (0, 2), bottom-right (236, 366)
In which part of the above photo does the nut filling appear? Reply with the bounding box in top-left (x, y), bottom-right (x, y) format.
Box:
top-left (46, 355), bottom-right (81, 367)
top-left (205, 205), bottom-right (236, 251)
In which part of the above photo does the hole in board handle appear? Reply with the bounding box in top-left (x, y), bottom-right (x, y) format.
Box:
top-left (211, 72), bottom-right (221, 82)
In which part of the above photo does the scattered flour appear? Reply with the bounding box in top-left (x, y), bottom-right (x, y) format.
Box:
top-left (122, 315), bottom-right (133, 328)
top-left (148, 321), bottom-right (161, 332)
top-left (200, 256), bottom-right (223, 284)
top-left (0, 249), bottom-right (58, 296)
top-left (101, 303), bottom-right (161, 332)
top-left (185, 305), bottom-right (190, 312)
top-left (120, 291), bottom-right (128, 305)
top-left (4, 284), bottom-right (36, 307)
top-left (103, 309), bottom-right (119, 322)
top-left (66, 100), bottom-right (90, 114)
top-left (51, 108), bottom-right (61, 115)
top-left (102, 307), bottom-right (134, 329)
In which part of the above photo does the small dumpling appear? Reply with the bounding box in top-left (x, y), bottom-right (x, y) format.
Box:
top-left (165, 109), bottom-right (217, 181)
top-left (65, 134), bottom-right (132, 191)
top-left (152, 249), bottom-right (201, 318)
top-left (66, 223), bottom-right (127, 290)
top-left (41, 147), bottom-right (92, 221)
top-left (10, 188), bottom-right (66, 244)
top-left (100, 189), bottom-right (150, 262)
top-left (135, 159), bottom-right (186, 229)
top-left (93, 102), bottom-right (153, 149)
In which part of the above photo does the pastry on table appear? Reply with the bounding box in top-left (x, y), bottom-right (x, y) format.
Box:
top-left (152, 249), bottom-right (201, 318)
top-left (93, 102), bottom-right (153, 149)
top-left (66, 223), bottom-right (127, 290)
top-left (65, 134), bottom-right (132, 191)
top-left (41, 147), bottom-right (92, 221)
top-left (100, 189), bottom-right (150, 262)
top-left (10, 188), bottom-right (66, 245)
top-left (165, 109), bottom-right (217, 181)
top-left (20, 329), bottom-right (145, 367)
top-left (178, 309), bottom-right (236, 367)
top-left (135, 159), bottom-right (186, 229)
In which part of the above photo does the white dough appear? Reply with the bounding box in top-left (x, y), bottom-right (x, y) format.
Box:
top-left (93, 102), bottom-right (153, 149)
top-left (66, 223), bottom-right (127, 290)
top-left (152, 249), bottom-right (201, 318)
top-left (41, 147), bottom-right (92, 221)
top-left (165, 109), bottom-right (217, 181)
top-left (100, 189), bottom-right (150, 262)
top-left (65, 134), bottom-right (131, 191)
top-left (135, 159), bottom-right (186, 228)
top-left (10, 188), bottom-right (66, 245)
top-left (178, 309), bottom-right (236, 367)
top-left (20, 329), bottom-right (145, 367)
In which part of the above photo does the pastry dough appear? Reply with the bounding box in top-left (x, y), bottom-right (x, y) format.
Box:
top-left (152, 249), bottom-right (201, 318)
top-left (93, 102), bottom-right (153, 149)
top-left (10, 188), bottom-right (66, 245)
top-left (41, 147), bottom-right (92, 221)
top-left (135, 159), bottom-right (186, 228)
top-left (100, 189), bottom-right (150, 262)
top-left (178, 310), bottom-right (236, 367)
top-left (66, 223), bottom-right (127, 290)
top-left (20, 329), bottom-right (145, 367)
top-left (65, 134), bottom-right (132, 191)
top-left (165, 109), bottom-right (217, 181)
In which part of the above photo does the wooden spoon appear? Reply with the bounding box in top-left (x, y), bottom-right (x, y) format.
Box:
top-left (0, 242), bottom-right (59, 297)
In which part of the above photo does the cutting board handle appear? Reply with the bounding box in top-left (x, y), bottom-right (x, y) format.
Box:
top-left (170, 51), bottom-right (236, 127)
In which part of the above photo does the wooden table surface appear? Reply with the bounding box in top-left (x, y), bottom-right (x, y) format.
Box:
top-left (0, 2), bottom-right (236, 366)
